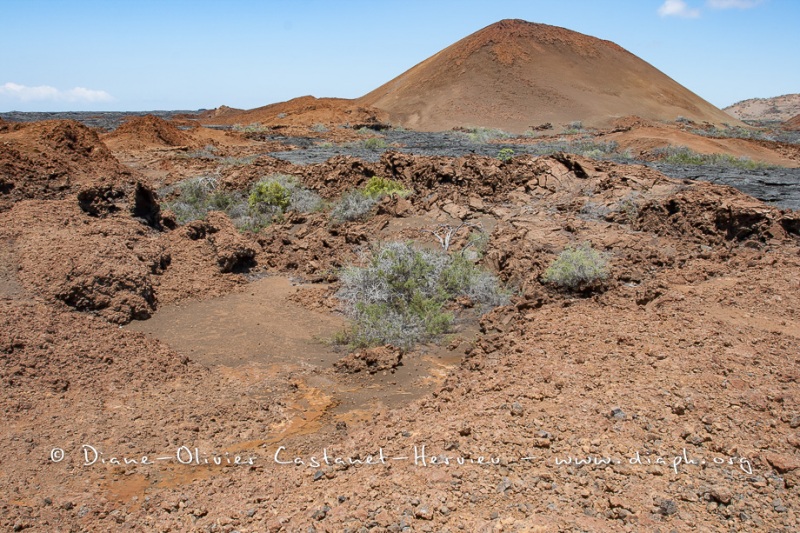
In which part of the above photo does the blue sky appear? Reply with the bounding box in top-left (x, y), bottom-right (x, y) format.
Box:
top-left (1, 0), bottom-right (797, 112)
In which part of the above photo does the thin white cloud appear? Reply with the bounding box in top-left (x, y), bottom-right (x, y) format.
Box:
top-left (658, 0), bottom-right (701, 18)
top-left (0, 82), bottom-right (113, 103)
top-left (707, 0), bottom-right (764, 8)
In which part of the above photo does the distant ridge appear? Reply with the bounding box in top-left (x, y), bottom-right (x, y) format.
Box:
top-left (725, 93), bottom-right (800, 122)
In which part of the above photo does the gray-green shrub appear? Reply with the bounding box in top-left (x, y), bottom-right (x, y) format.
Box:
top-left (542, 243), bottom-right (609, 290)
top-left (653, 146), bottom-right (773, 170)
top-left (337, 242), bottom-right (509, 349)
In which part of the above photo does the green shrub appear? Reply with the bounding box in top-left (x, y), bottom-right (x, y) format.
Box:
top-left (336, 242), bottom-right (509, 349)
top-left (249, 180), bottom-right (291, 213)
top-left (542, 243), bottom-right (609, 290)
top-left (330, 177), bottom-right (410, 223)
top-left (247, 175), bottom-right (323, 220)
top-left (363, 176), bottom-right (409, 198)
top-left (497, 148), bottom-right (515, 162)
top-left (363, 137), bottom-right (388, 150)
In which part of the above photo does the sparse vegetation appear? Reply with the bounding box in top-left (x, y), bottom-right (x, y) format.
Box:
top-left (578, 201), bottom-right (612, 221)
top-left (542, 243), bottom-right (609, 290)
top-left (330, 177), bottom-right (410, 223)
top-left (219, 155), bottom-right (257, 166)
top-left (175, 144), bottom-right (219, 160)
top-left (336, 241), bottom-right (509, 349)
top-left (527, 139), bottom-right (619, 159)
top-left (311, 123), bottom-right (329, 133)
top-left (160, 174), bottom-right (321, 231)
top-left (562, 121), bottom-right (584, 135)
top-left (690, 125), bottom-right (772, 141)
top-left (615, 193), bottom-right (640, 223)
top-left (160, 175), bottom-right (244, 225)
top-left (653, 146), bottom-right (774, 170)
top-left (232, 123), bottom-right (271, 134)
top-left (463, 127), bottom-right (510, 143)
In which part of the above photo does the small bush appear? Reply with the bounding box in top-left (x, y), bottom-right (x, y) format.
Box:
top-left (542, 243), bottom-right (609, 290)
top-left (563, 121), bottom-right (584, 135)
top-left (615, 193), bottom-right (640, 223)
top-left (330, 177), bottom-right (410, 223)
top-left (336, 242), bottom-right (509, 349)
top-left (330, 190), bottom-right (379, 223)
top-left (311, 123), bottom-right (329, 133)
top-left (363, 137), bottom-right (388, 150)
top-left (363, 176), bottom-right (409, 199)
top-left (249, 180), bottom-right (291, 214)
top-left (497, 148), bottom-right (515, 162)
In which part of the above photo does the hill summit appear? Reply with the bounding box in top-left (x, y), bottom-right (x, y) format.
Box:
top-left (358, 19), bottom-right (737, 133)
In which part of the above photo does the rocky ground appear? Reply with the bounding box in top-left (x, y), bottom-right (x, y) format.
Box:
top-left (1, 114), bottom-right (799, 532)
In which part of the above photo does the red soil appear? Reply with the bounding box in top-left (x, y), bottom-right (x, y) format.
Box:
top-left (103, 114), bottom-right (199, 150)
top-left (784, 114), bottom-right (800, 131)
top-left (0, 120), bottom-right (137, 211)
top-left (1, 120), bottom-right (799, 530)
top-left (200, 95), bottom-right (389, 130)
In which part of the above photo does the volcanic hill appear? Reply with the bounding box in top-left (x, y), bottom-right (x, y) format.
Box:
top-left (357, 19), bottom-right (739, 133)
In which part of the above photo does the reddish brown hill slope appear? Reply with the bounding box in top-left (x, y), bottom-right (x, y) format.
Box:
top-left (784, 114), bottom-right (800, 131)
top-left (202, 95), bottom-right (388, 129)
top-left (358, 19), bottom-right (739, 133)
